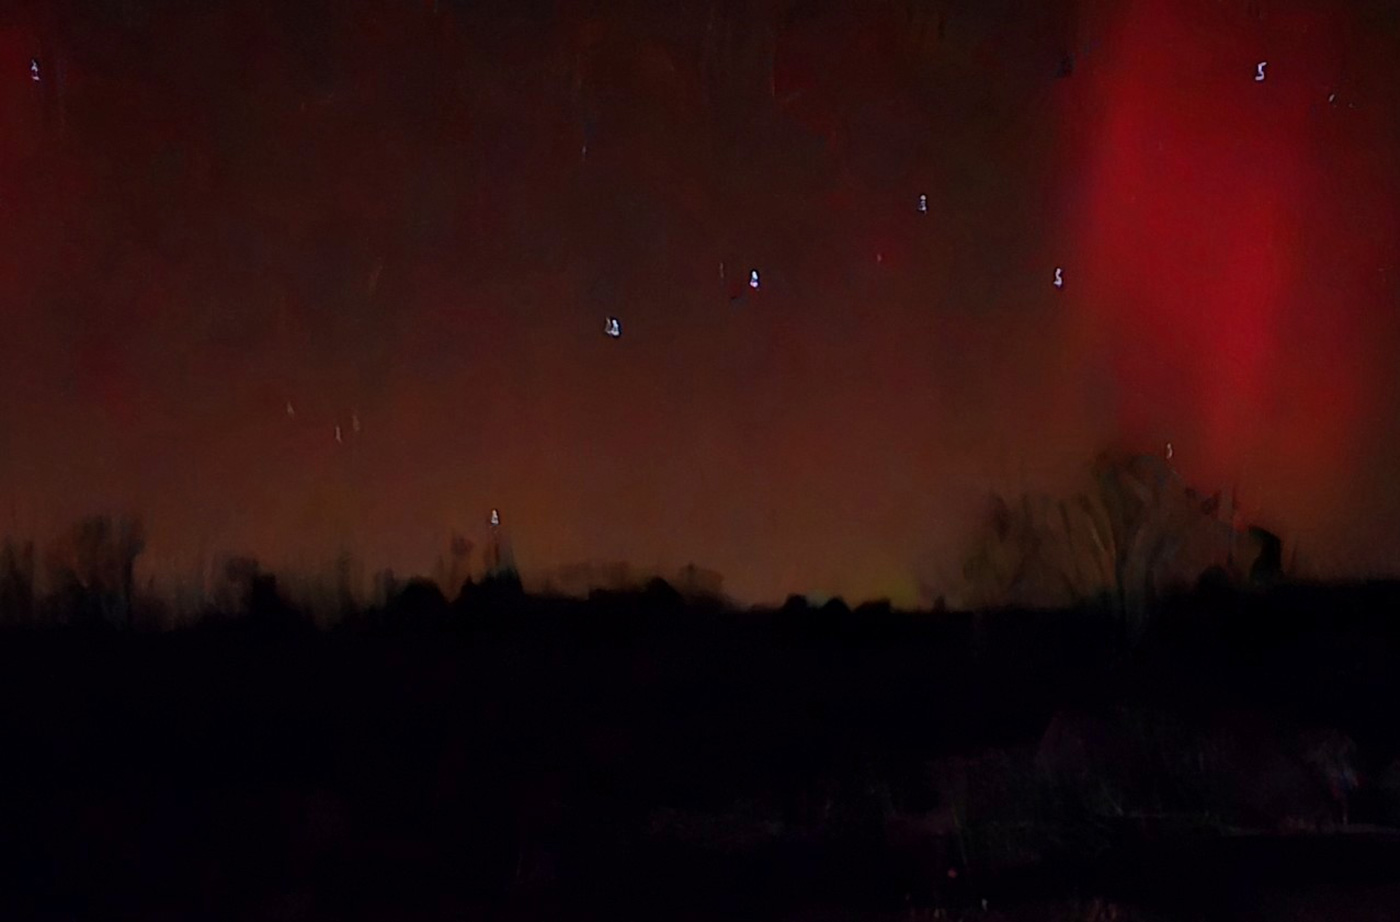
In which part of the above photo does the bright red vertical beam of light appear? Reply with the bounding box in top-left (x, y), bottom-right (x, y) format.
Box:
top-left (1078, 1), bottom-right (1350, 489)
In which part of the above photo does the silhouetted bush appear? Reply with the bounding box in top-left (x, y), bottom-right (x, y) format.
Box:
top-left (381, 577), bottom-right (450, 630)
top-left (643, 577), bottom-right (684, 608)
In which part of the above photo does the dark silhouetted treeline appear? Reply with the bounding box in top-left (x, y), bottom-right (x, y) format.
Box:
top-left (2, 564), bottom-right (1400, 918)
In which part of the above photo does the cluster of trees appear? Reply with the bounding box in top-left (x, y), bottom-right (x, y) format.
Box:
top-left (0, 453), bottom-right (1293, 633)
top-left (0, 514), bottom-right (531, 630)
top-left (0, 514), bottom-right (145, 628)
top-left (962, 451), bottom-right (1284, 642)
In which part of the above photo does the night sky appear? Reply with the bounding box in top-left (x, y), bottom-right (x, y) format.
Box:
top-left (1, 0), bottom-right (1399, 608)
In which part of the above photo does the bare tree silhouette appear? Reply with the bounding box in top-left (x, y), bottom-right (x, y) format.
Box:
top-left (963, 451), bottom-right (1271, 642)
top-left (43, 514), bottom-right (145, 628)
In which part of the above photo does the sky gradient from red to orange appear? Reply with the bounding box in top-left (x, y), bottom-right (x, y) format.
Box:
top-left (0, 0), bottom-right (1397, 608)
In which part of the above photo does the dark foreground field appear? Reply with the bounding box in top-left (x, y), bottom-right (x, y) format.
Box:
top-left (3, 579), bottom-right (1400, 920)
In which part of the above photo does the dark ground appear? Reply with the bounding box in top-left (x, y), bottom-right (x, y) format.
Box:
top-left (3, 578), bottom-right (1400, 920)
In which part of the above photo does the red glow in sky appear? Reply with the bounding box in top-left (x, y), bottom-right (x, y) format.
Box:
top-left (1070, 0), bottom-right (1400, 575)
top-left (0, 0), bottom-right (1398, 609)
